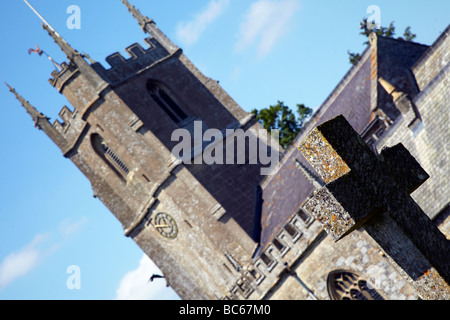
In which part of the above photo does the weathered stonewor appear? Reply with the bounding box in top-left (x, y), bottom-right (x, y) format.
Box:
top-left (298, 115), bottom-right (450, 300)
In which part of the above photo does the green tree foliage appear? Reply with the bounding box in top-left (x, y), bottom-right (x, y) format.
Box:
top-left (348, 19), bottom-right (416, 65)
top-left (401, 26), bottom-right (417, 41)
top-left (251, 101), bottom-right (312, 148)
top-left (347, 51), bottom-right (362, 66)
top-left (359, 18), bottom-right (396, 44)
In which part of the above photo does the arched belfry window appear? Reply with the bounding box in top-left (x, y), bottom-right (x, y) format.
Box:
top-left (91, 134), bottom-right (130, 180)
top-left (327, 270), bottom-right (384, 300)
top-left (147, 80), bottom-right (188, 124)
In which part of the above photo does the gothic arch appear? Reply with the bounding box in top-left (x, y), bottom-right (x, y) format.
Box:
top-left (327, 269), bottom-right (384, 300)
top-left (146, 80), bottom-right (188, 124)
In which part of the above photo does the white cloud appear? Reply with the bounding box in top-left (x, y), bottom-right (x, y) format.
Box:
top-left (115, 254), bottom-right (179, 300)
top-left (235, 0), bottom-right (300, 58)
top-left (0, 233), bottom-right (49, 289)
top-left (58, 217), bottom-right (88, 238)
top-left (176, 0), bottom-right (230, 46)
top-left (231, 65), bottom-right (241, 81)
top-left (0, 217), bottom-right (87, 290)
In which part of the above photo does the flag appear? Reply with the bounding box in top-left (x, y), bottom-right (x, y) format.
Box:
top-left (28, 45), bottom-right (44, 56)
top-left (27, 44), bottom-right (62, 72)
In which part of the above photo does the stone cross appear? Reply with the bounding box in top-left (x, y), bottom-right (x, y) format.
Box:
top-left (298, 115), bottom-right (450, 300)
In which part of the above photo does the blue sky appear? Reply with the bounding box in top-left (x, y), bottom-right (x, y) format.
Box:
top-left (0, 0), bottom-right (448, 300)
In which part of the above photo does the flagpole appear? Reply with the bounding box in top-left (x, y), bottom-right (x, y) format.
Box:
top-left (43, 52), bottom-right (63, 72)
top-left (23, 0), bottom-right (60, 36)
top-left (24, 1), bottom-right (63, 72)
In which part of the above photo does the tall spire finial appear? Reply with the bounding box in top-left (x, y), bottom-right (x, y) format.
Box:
top-left (6, 83), bottom-right (68, 149)
top-left (24, 1), bottom-right (81, 62)
top-left (41, 23), bottom-right (80, 61)
top-left (23, 1), bottom-right (106, 89)
top-left (5, 82), bottom-right (49, 129)
top-left (121, 0), bottom-right (154, 30)
top-left (121, 0), bottom-right (179, 53)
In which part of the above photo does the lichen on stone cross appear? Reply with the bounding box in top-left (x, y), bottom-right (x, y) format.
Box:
top-left (298, 115), bottom-right (450, 298)
top-left (299, 115), bottom-right (430, 240)
top-left (298, 115), bottom-right (389, 240)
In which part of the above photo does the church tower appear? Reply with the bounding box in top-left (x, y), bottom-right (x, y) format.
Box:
top-left (8, 1), bottom-right (280, 299)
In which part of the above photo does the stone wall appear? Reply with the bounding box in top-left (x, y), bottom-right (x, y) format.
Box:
top-left (412, 26), bottom-right (449, 91)
top-left (377, 27), bottom-right (449, 220)
top-left (268, 230), bottom-right (418, 300)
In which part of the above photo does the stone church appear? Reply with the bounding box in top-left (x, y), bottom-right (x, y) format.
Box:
top-left (8, 1), bottom-right (449, 300)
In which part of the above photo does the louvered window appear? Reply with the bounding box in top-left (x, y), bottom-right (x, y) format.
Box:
top-left (91, 134), bottom-right (130, 179)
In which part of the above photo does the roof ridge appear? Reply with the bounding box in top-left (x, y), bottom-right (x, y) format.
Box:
top-left (411, 24), bottom-right (450, 71)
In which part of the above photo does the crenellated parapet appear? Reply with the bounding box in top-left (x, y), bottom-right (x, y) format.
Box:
top-left (102, 37), bottom-right (172, 85)
top-left (49, 37), bottom-right (173, 92)
top-left (49, 62), bottom-right (78, 92)
top-left (52, 105), bottom-right (75, 134)
top-left (223, 209), bottom-right (323, 300)
top-left (51, 104), bottom-right (90, 157)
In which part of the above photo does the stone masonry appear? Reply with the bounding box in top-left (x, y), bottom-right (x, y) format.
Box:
top-left (8, 1), bottom-right (449, 300)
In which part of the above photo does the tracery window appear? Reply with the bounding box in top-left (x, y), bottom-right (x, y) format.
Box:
top-left (327, 270), bottom-right (384, 300)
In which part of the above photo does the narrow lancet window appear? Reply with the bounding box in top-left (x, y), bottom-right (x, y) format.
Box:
top-left (147, 81), bottom-right (187, 124)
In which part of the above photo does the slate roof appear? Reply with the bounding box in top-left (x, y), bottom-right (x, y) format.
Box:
top-left (375, 36), bottom-right (429, 120)
top-left (258, 35), bottom-right (430, 252)
top-left (259, 151), bottom-right (320, 249)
